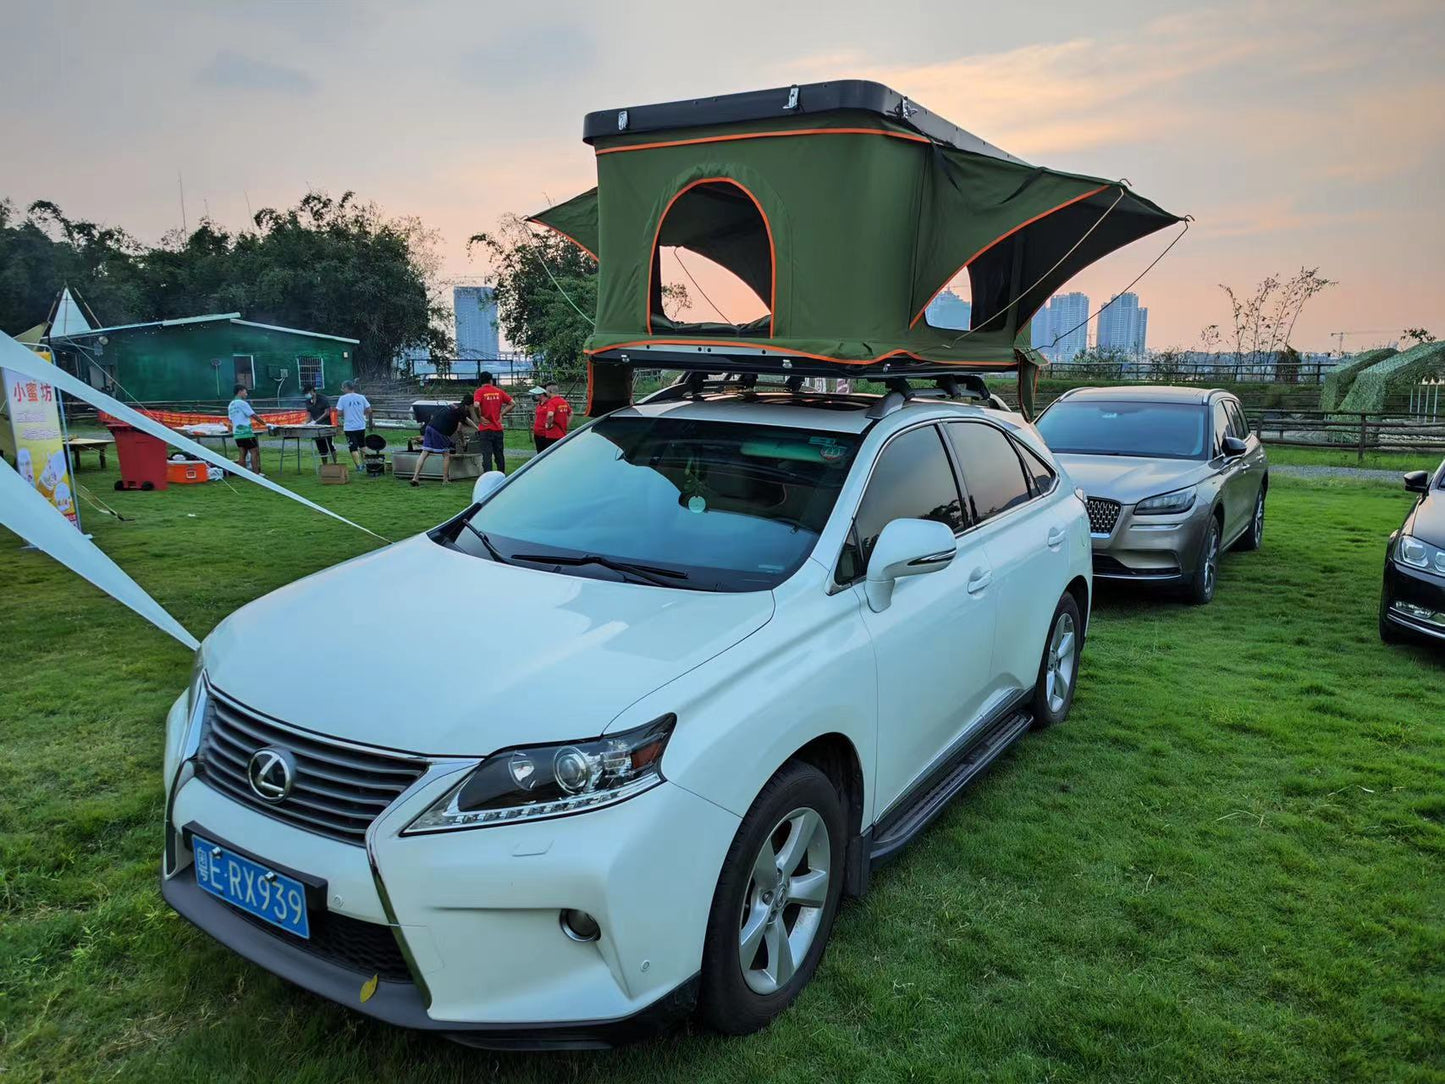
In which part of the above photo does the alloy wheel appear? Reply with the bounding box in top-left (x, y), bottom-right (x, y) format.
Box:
top-left (1203, 525), bottom-right (1220, 598)
top-left (1253, 493), bottom-right (1265, 544)
top-left (738, 807), bottom-right (831, 995)
top-left (1045, 611), bottom-right (1077, 714)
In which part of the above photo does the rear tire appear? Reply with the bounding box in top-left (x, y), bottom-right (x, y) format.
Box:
top-left (1186, 516), bottom-right (1221, 605)
top-left (698, 761), bottom-right (845, 1036)
top-left (1031, 593), bottom-right (1082, 727)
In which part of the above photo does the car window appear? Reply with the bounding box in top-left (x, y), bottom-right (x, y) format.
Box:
top-left (1015, 439), bottom-right (1057, 496)
top-left (837, 426), bottom-right (963, 583)
top-left (1225, 399), bottom-right (1249, 439)
top-left (945, 422), bottom-right (1033, 521)
top-left (1212, 402), bottom-right (1231, 456)
top-left (1035, 400), bottom-right (1208, 459)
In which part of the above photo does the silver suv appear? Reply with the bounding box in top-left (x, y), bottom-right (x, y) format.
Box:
top-left (1035, 386), bottom-right (1268, 604)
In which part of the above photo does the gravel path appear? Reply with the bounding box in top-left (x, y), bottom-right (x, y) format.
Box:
top-left (1273, 465), bottom-right (1403, 482)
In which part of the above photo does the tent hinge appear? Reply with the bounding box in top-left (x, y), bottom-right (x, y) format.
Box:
top-left (784, 85), bottom-right (799, 110)
top-left (617, 109), bottom-right (629, 131)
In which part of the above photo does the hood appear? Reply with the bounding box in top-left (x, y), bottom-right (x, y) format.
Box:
top-left (1406, 488), bottom-right (1445, 549)
top-left (1054, 453), bottom-right (1214, 505)
top-left (203, 535), bottom-right (774, 756)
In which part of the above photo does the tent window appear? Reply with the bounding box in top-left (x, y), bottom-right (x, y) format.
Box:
top-left (650, 180), bottom-right (774, 336)
top-left (922, 274), bottom-right (973, 333)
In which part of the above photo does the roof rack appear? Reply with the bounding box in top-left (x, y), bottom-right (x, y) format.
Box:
top-left (638, 370), bottom-right (1007, 413)
top-left (594, 346), bottom-right (1014, 382)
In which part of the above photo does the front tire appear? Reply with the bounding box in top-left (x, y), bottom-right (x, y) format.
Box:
top-left (699, 761), bottom-right (846, 1035)
top-left (1031, 593), bottom-right (1082, 727)
top-left (1186, 516), bottom-right (1222, 605)
top-left (1235, 486), bottom-right (1265, 551)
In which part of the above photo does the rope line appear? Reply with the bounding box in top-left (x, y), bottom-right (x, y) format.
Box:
top-left (524, 224), bottom-right (595, 327)
top-left (1047, 218), bottom-right (1192, 350)
top-left (671, 249), bottom-right (734, 325)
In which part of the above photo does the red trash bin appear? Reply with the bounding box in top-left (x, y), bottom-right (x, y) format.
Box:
top-left (105, 423), bottom-right (170, 491)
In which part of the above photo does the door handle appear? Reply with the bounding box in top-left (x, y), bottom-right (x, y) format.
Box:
top-left (1047, 527), bottom-right (1066, 549)
top-left (966, 568), bottom-right (992, 594)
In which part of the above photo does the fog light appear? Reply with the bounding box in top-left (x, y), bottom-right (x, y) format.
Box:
top-left (560, 909), bottom-right (601, 942)
top-left (1391, 600), bottom-right (1445, 628)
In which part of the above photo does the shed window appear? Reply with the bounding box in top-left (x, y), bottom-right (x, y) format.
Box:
top-left (650, 180), bottom-right (774, 337)
top-left (297, 356), bottom-right (324, 390)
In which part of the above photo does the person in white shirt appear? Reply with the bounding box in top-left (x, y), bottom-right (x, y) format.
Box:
top-left (225, 384), bottom-right (262, 474)
top-left (335, 380), bottom-right (373, 470)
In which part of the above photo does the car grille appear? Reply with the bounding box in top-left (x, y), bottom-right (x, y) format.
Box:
top-left (1085, 497), bottom-right (1121, 535)
top-left (229, 899), bottom-right (414, 982)
top-left (196, 688), bottom-right (428, 846)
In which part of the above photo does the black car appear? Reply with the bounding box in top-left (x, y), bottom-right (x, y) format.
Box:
top-left (1380, 459), bottom-right (1445, 646)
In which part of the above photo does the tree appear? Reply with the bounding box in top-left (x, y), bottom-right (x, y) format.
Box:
top-left (0, 191), bottom-right (449, 377)
top-left (470, 214), bottom-right (688, 385)
top-left (1403, 328), bottom-right (1435, 346)
top-left (1214, 267), bottom-right (1335, 376)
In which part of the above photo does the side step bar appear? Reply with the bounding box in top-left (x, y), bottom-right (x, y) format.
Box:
top-left (868, 709), bottom-right (1034, 868)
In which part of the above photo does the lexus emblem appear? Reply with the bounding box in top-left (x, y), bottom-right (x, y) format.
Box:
top-left (247, 747), bottom-right (297, 803)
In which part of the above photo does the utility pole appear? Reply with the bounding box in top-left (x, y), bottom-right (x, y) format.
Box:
top-left (178, 170), bottom-right (188, 234)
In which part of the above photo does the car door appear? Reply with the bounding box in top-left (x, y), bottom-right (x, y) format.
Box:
top-left (1210, 398), bottom-right (1248, 538)
top-left (840, 424), bottom-right (997, 818)
top-left (944, 421), bottom-right (1069, 690)
top-left (1225, 397), bottom-right (1266, 514)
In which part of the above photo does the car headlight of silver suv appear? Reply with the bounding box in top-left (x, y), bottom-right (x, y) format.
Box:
top-left (405, 715), bottom-right (675, 833)
top-left (1133, 485), bottom-right (1197, 515)
top-left (1398, 533), bottom-right (1445, 575)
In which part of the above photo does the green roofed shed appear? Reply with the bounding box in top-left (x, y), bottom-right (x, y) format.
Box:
top-left (530, 81), bottom-right (1182, 414)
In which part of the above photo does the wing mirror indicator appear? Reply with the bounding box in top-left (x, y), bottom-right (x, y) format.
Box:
top-left (864, 518), bottom-right (957, 612)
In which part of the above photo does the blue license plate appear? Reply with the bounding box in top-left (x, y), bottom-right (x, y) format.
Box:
top-left (193, 835), bottom-right (311, 938)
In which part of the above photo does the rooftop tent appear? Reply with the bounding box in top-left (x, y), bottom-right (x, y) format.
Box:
top-left (529, 81), bottom-right (1182, 415)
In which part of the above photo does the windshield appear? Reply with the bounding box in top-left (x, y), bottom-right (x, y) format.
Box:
top-left (1036, 400), bottom-right (1207, 460)
top-left (442, 415), bottom-right (861, 591)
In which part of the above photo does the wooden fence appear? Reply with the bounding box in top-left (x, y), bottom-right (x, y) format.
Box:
top-left (1247, 409), bottom-right (1445, 461)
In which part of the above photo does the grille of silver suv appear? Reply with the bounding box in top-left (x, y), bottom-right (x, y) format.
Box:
top-left (1085, 497), bottom-right (1121, 536)
top-left (195, 688), bottom-right (427, 845)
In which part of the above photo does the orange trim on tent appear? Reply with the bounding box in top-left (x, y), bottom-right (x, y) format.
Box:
top-left (596, 127), bottom-right (930, 156)
top-left (586, 338), bottom-right (1010, 369)
top-left (908, 184), bottom-right (1114, 330)
top-left (529, 219), bottom-right (598, 261)
top-left (645, 178), bottom-right (777, 339)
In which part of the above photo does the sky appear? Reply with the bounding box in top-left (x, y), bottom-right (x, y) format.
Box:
top-left (2, 0), bottom-right (1442, 354)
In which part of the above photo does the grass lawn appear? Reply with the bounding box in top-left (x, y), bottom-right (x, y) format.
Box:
top-left (1, 462), bottom-right (1441, 1083)
top-left (1261, 444), bottom-right (1442, 472)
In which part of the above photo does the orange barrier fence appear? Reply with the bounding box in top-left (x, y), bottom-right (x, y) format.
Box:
top-left (99, 408), bottom-right (315, 429)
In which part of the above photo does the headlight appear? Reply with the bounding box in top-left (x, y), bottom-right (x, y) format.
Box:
top-left (1134, 485), bottom-right (1197, 515)
top-left (1398, 533), bottom-right (1445, 575)
top-left (405, 715), bottom-right (675, 833)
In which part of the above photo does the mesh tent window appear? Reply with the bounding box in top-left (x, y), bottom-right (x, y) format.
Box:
top-left (648, 178), bottom-right (775, 337)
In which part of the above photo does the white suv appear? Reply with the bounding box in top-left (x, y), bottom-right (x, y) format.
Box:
top-left (161, 384), bottom-right (1092, 1048)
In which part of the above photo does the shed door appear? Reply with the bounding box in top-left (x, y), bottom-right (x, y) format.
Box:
top-left (232, 355), bottom-right (255, 390)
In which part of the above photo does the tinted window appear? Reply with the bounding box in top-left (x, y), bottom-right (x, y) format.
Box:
top-left (1017, 440), bottom-right (1057, 495)
top-left (945, 423), bottom-right (1033, 521)
top-left (1036, 400), bottom-right (1208, 459)
top-left (839, 426), bottom-right (963, 581)
top-left (453, 416), bottom-right (860, 592)
top-left (1225, 399), bottom-right (1249, 439)
top-left (1212, 402), bottom-right (1231, 455)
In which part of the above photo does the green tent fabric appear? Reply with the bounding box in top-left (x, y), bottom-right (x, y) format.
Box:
top-left (528, 83), bottom-right (1181, 413)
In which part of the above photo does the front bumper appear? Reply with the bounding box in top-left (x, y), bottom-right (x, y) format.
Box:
top-left (1382, 557), bottom-right (1445, 643)
top-left (160, 694), bottom-right (740, 1047)
top-left (1089, 499), bottom-right (1212, 581)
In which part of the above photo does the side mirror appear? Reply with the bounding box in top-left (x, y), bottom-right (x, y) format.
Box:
top-left (1221, 435), bottom-right (1248, 458)
top-left (471, 470), bottom-right (505, 505)
top-left (864, 518), bottom-right (957, 612)
top-left (1404, 470), bottom-right (1430, 494)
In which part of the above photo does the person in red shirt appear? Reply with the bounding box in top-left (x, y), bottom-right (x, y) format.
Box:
top-left (471, 371), bottom-right (513, 473)
top-left (532, 383), bottom-right (573, 452)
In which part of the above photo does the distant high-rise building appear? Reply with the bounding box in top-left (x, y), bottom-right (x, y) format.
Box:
top-left (925, 288), bottom-right (971, 331)
top-left (1097, 293), bottom-right (1149, 355)
top-left (454, 286), bottom-right (499, 360)
top-left (1038, 292), bottom-right (1089, 361)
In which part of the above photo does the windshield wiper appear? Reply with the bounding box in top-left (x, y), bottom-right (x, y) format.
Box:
top-left (509, 552), bottom-right (690, 587)
top-left (458, 520), bottom-right (511, 564)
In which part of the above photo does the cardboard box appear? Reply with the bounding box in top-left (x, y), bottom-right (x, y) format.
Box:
top-left (319, 463), bottom-right (350, 485)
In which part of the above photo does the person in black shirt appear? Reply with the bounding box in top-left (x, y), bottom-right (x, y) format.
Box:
top-left (410, 396), bottom-right (474, 486)
top-left (305, 387), bottom-right (338, 464)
